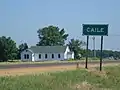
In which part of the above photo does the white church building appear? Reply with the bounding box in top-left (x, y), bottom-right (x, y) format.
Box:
top-left (20, 46), bottom-right (74, 61)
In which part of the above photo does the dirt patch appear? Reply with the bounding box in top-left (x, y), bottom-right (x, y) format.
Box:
top-left (0, 65), bottom-right (77, 76)
top-left (0, 63), bottom-right (119, 76)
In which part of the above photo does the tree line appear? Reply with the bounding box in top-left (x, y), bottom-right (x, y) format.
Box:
top-left (0, 25), bottom-right (120, 62)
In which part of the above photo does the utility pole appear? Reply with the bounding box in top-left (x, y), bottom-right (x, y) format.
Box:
top-left (92, 36), bottom-right (96, 58)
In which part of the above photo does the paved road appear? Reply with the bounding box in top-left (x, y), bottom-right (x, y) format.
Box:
top-left (0, 60), bottom-right (120, 69)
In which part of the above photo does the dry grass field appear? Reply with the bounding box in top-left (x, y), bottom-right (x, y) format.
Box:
top-left (0, 63), bottom-right (120, 90)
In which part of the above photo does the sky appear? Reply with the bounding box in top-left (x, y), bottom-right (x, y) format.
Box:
top-left (0, 0), bottom-right (120, 50)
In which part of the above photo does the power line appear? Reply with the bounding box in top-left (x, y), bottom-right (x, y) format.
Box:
top-left (79, 32), bottom-right (120, 36)
top-left (84, 34), bottom-right (120, 36)
top-left (108, 34), bottom-right (120, 36)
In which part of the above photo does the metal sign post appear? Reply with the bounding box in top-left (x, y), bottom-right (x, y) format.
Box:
top-left (82, 24), bottom-right (108, 71)
top-left (85, 36), bottom-right (89, 69)
top-left (100, 36), bottom-right (103, 71)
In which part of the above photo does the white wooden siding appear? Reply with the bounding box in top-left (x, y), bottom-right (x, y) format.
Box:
top-left (64, 46), bottom-right (70, 59)
top-left (71, 52), bottom-right (74, 59)
top-left (32, 53), bottom-right (35, 61)
top-left (21, 46), bottom-right (74, 61)
top-left (21, 50), bottom-right (32, 61)
top-left (66, 52), bottom-right (74, 59)
top-left (34, 53), bottom-right (64, 61)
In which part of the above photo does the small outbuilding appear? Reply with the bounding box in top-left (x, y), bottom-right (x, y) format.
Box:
top-left (20, 46), bottom-right (74, 61)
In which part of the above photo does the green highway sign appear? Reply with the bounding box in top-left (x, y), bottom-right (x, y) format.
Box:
top-left (82, 24), bottom-right (108, 36)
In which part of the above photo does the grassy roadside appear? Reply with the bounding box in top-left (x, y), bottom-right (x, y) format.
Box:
top-left (0, 57), bottom-right (114, 65)
top-left (0, 65), bottom-right (120, 90)
top-left (0, 59), bottom-right (100, 65)
top-left (0, 57), bottom-right (101, 65)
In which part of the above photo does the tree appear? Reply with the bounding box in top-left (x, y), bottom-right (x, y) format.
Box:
top-left (36, 25), bottom-right (69, 46)
top-left (17, 43), bottom-right (28, 59)
top-left (86, 49), bottom-right (120, 60)
top-left (0, 36), bottom-right (18, 62)
top-left (67, 39), bottom-right (86, 59)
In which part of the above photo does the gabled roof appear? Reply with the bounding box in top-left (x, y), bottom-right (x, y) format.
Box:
top-left (27, 46), bottom-right (68, 53)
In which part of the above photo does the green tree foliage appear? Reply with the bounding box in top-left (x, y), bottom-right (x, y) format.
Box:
top-left (67, 39), bottom-right (86, 59)
top-left (36, 25), bottom-right (69, 46)
top-left (0, 36), bottom-right (18, 62)
top-left (17, 43), bottom-right (28, 59)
